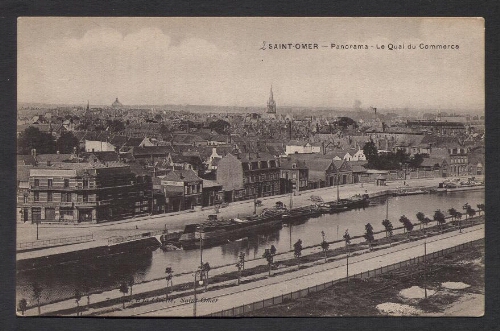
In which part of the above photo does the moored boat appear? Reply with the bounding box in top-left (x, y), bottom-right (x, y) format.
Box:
top-left (281, 205), bottom-right (321, 222)
top-left (179, 209), bottom-right (285, 250)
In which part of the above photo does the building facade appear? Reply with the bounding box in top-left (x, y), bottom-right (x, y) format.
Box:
top-left (18, 163), bottom-right (151, 223)
top-left (448, 147), bottom-right (468, 176)
top-left (159, 169), bottom-right (203, 212)
top-left (216, 152), bottom-right (281, 202)
top-left (279, 158), bottom-right (309, 193)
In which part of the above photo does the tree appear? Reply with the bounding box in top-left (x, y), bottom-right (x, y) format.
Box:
top-left (18, 126), bottom-right (56, 155)
top-left (336, 117), bottom-right (358, 130)
top-left (270, 245), bottom-right (277, 256)
top-left (320, 231), bottom-right (329, 263)
top-left (202, 262), bottom-right (211, 291)
top-left (262, 249), bottom-right (274, 276)
top-left (293, 239), bottom-right (303, 269)
top-left (343, 229), bottom-right (351, 254)
top-left (476, 204), bottom-right (485, 216)
top-left (455, 212), bottom-right (463, 231)
top-left (363, 140), bottom-right (379, 168)
top-left (74, 288), bottom-right (82, 316)
top-left (382, 219), bottom-right (394, 237)
top-left (118, 282), bottom-right (129, 309)
top-left (416, 212), bottom-right (426, 229)
top-left (127, 275), bottom-right (135, 298)
top-left (82, 282), bottom-right (91, 310)
top-left (208, 119), bottom-right (230, 134)
top-left (433, 210), bottom-right (446, 232)
top-left (409, 153), bottom-right (424, 169)
top-left (18, 298), bottom-right (28, 316)
top-left (448, 208), bottom-right (457, 222)
top-left (32, 282), bottom-right (43, 316)
top-left (235, 261), bottom-right (243, 285)
top-left (56, 131), bottom-right (79, 154)
top-left (466, 206), bottom-right (476, 222)
top-left (423, 217), bottom-right (432, 228)
top-left (165, 267), bottom-right (173, 299)
top-left (107, 119), bottom-right (125, 132)
top-left (364, 223), bottom-right (375, 250)
top-left (399, 215), bottom-right (413, 239)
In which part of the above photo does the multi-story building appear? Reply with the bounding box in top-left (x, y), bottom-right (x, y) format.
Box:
top-left (216, 152), bottom-right (280, 202)
top-left (406, 120), bottom-right (466, 136)
top-left (159, 169), bottom-right (203, 212)
top-left (448, 147), bottom-right (468, 176)
top-left (18, 163), bottom-right (151, 223)
top-left (279, 158), bottom-right (308, 193)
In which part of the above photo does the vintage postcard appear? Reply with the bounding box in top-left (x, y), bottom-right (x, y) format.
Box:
top-left (16, 17), bottom-right (484, 317)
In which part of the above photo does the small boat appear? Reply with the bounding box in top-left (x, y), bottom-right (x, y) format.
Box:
top-left (446, 184), bottom-right (484, 193)
top-left (318, 201), bottom-right (350, 213)
top-left (392, 188), bottom-right (428, 196)
top-left (281, 205), bottom-right (321, 221)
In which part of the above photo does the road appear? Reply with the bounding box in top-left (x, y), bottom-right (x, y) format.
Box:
top-left (17, 176), bottom-right (451, 244)
top-left (127, 225), bottom-right (483, 317)
top-left (105, 224), bottom-right (484, 317)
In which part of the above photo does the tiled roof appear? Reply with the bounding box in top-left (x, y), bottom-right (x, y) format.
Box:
top-left (162, 169), bottom-right (202, 182)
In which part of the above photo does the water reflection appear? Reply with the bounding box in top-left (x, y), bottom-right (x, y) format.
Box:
top-left (17, 190), bottom-right (484, 305)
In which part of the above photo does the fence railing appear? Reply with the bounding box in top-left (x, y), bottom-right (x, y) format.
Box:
top-left (107, 229), bottom-right (168, 245)
top-left (207, 240), bottom-right (479, 317)
top-left (17, 234), bottom-right (94, 251)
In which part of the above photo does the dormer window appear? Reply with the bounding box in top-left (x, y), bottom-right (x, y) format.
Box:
top-left (292, 163), bottom-right (297, 169)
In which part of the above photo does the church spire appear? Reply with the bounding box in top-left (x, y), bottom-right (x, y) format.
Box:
top-left (266, 85), bottom-right (276, 114)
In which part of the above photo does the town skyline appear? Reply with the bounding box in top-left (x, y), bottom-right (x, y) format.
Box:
top-left (18, 17), bottom-right (484, 110)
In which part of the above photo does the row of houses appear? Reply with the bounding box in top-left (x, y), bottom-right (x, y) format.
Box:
top-left (17, 140), bottom-right (484, 224)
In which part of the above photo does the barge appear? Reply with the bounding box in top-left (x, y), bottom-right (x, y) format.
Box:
top-left (282, 205), bottom-right (322, 222)
top-left (179, 209), bottom-right (285, 250)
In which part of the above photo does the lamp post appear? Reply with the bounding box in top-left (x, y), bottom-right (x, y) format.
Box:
top-left (198, 226), bottom-right (204, 271)
top-left (424, 240), bottom-right (428, 299)
top-left (343, 229), bottom-right (351, 285)
top-left (193, 267), bottom-right (204, 317)
top-left (36, 219), bottom-right (40, 240)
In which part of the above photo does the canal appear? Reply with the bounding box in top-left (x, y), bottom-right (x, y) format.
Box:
top-left (16, 190), bottom-right (484, 305)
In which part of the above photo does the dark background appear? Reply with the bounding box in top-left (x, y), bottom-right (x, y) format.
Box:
top-left (1, 1), bottom-right (499, 331)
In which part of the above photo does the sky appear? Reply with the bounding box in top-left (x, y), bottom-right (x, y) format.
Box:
top-left (18, 17), bottom-right (484, 110)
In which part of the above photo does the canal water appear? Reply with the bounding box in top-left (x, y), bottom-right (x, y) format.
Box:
top-left (16, 190), bottom-right (484, 305)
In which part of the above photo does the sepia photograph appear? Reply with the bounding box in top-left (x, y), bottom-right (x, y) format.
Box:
top-left (15, 17), bottom-right (485, 317)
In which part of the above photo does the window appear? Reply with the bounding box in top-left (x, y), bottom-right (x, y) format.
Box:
top-left (47, 192), bottom-right (53, 202)
top-left (34, 179), bottom-right (39, 187)
top-left (34, 192), bottom-right (39, 201)
top-left (64, 179), bottom-right (70, 188)
top-left (23, 194), bottom-right (28, 203)
top-left (83, 193), bottom-right (88, 202)
top-left (48, 179), bottom-right (53, 187)
top-left (62, 193), bottom-right (71, 202)
top-left (83, 179), bottom-right (89, 188)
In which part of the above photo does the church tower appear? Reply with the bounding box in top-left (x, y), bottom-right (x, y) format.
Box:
top-left (266, 86), bottom-right (276, 114)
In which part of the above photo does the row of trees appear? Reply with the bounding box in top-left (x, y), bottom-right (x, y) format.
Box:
top-left (18, 127), bottom-right (79, 155)
top-left (20, 202), bottom-right (483, 315)
top-left (363, 140), bottom-right (425, 170)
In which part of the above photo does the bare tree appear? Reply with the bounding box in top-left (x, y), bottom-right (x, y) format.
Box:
top-left (32, 282), bottom-right (42, 316)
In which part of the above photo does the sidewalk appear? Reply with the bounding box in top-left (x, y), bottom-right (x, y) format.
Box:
top-left (17, 176), bottom-right (450, 243)
top-left (21, 222), bottom-right (483, 316)
top-left (130, 225), bottom-right (484, 317)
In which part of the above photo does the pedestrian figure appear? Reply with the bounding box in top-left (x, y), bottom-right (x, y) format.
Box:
top-left (136, 225), bottom-right (138, 229)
